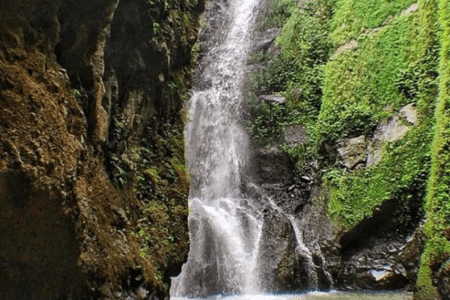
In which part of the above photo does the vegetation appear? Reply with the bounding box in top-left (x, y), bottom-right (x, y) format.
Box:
top-left (247, 0), bottom-right (449, 295)
top-left (246, 0), bottom-right (335, 170)
top-left (321, 2), bottom-right (439, 228)
top-left (416, 0), bottom-right (450, 298)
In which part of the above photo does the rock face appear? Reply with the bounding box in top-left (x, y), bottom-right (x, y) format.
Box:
top-left (333, 104), bottom-right (419, 169)
top-left (336, 136), bottom-right (367, 169)
top-left (0, 0), bottom-right (204, 299)
top-left (257, 209), bottom-right (303, 291)
top-left (253, 147), bottom-right (294, 185)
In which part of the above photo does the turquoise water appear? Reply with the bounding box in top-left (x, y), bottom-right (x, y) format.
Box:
top-left (172, 291), bottom-right (413, 300)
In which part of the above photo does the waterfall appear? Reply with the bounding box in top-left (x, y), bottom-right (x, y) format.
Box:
top-left (170, 0), bottom-right (262, 297)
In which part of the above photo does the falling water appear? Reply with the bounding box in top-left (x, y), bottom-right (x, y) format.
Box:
top-left (170, 0), bottom-right (263, 297)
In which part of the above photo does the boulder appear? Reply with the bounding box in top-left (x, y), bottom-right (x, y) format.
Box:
top-left (336, 136), bottom-right (367, 169)
top-left (258, 95), bottom-right (285, 106)
top-left (257, 209), bottom-right (304, 291)
top-left (374, 116), bottom-right (409, 143)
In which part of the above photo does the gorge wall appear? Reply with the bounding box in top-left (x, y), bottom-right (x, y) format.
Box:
top-left (245, 0), bottom-right (450, 299)
top-left (1, 0), bottom-right (450, 299)
top-left (0, 0), bottom-right (204, 299)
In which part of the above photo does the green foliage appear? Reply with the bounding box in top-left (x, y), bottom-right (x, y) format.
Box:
top-left (416, 0), bottom-right (450, 297)
top-left (73, 89), bottom-right (82, 98)
top-left (258, 0), bottom-right (297, 30)
top-left (321, 0), bottom-right (441, 229)
top-left (245, 97), bottom-right (302, 145)
top-left (276, 9), bottom-right (332, 66)
top-left (153, 22), bottom-right (160, 32)
top-left (326, 119), bottom-right (433, 228)
top-left (246, 0), bottom-right (334, 167)
top-left (319, 12), bottom-right (422, 142)
top-left (331, 0), bottom-right (416, 44)
top-left (146, 167), bottom-right (160, 184)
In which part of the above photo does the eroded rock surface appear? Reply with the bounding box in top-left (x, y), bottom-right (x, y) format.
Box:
top-left (0, 0), bottom-right (205, 299)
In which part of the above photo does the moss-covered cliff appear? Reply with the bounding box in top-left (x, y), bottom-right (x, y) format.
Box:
top-left (246, 0), bottom-right (449, 297)
top-left (0, 0), bottom-right (204, 299)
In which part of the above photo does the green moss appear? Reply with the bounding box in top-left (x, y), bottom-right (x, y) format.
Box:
top-left (326, 116), bottom-right (433, 228)
top-left (416, 0), bottom-right (450, 297)
top-left (319, 0), bottom-right (442, 229)
top-left (319, 12), bottom-right (422, 142)
top-left (331, 0), bottom-right (416, 45)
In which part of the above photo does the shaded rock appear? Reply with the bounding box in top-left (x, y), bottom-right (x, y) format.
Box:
top-left (398, 229), bottom-right (426, 279)
top-left (259, 95), bottom-right (285, 106)
top-left (257, 209), bottom-right (304, 291)
top-left (284, 124), bottom-right (309, 147)
top-left (254, 147), bottom-right (294, 184)
top-left (400, 104), bottom-right (419, 125)
top-left (336, 136), bottom-right (367, 169)
top-left (253, 28), bottom-right (281, 52)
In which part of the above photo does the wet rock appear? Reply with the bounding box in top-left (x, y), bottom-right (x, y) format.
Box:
top-left (336, 135), bottom-right (367, 169)
top-left (257, 209), bottom-right (303, 291)
top-left (284, 124), bottom-right (309, 147)
top-left (253, 28), bottom-right (281, 52)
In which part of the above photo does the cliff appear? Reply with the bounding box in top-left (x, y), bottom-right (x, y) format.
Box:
top-left (0, 0), bottom-right (204, 299)
top-left (245, 0), bottom-right (449, 298)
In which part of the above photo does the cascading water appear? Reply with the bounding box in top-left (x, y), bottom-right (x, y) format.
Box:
top-left (170, 0), bottom-right (327, 297)
top-left (170, 0), bottom-right (263, 297)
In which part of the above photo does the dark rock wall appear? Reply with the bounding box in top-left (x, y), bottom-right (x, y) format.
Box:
top-left (0, 0), bottom-right (204, 299)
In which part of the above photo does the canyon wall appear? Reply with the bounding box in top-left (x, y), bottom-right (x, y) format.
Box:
top-left (0, 0), bottom-right (204, 299)
top-left (245, 0), bottom-right (449, 298)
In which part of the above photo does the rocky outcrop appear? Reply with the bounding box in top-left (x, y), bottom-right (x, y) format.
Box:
top-left (332, 104), bottom-right (420, 169)
top-left (257, 208), bottom-right (304, 291)
top-left (253, 146), bottom-right (294, 185)
top-left (0, 0), bottom-right (204, 299)
top-left (336, 136), bottom-right (367, 169)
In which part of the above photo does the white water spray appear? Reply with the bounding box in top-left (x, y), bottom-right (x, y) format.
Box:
top-left (170, 0), bottom-right (262, 297)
